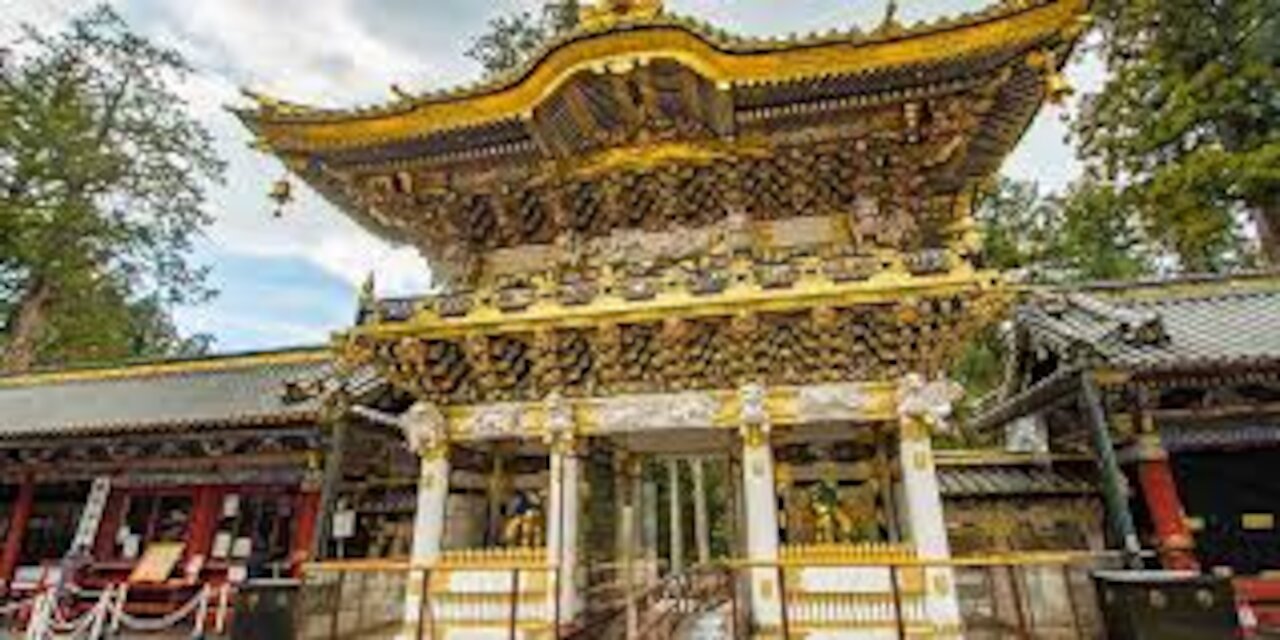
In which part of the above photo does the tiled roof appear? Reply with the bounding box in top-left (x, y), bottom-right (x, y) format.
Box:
top-left (0, 350), bottom-right (332, 439)
top-left (936, 456), bottom-right (1097, 498)
top-left (1018, 277), bottom-right (1280, 372)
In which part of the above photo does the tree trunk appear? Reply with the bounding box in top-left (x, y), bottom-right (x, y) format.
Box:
top-left (1, 276), bottom-right (54, 374)
top-left (1252, 193), bottom-right (1280, 267)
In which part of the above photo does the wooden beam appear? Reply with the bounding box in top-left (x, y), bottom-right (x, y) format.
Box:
top-left (1150, 401), bottom-right (1280, 423)
top-left (968, 366), bottom-right (1081, 436)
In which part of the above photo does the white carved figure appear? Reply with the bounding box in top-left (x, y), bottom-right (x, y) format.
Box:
top-left (400, 401), bottom-right (448, 454)
top-left (797, 383), bottom-right (867, 422)
top-left (739, 382), bottom-right (769, 426)
top-left (898, 373), bottom-right (962, 434)
top-left (467, 404), bottom-right (523, 439)
top-left (594, 392), bottom-right (719, 432)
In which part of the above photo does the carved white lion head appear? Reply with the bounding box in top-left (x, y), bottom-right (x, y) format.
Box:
top-left (898, 374), bottom-right (962, 433)
top-left (401, 401), bottom-right (447, 455)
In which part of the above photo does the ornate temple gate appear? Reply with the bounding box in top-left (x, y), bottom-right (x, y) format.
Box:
top-left (237, 1), bottom-right (1091, 636)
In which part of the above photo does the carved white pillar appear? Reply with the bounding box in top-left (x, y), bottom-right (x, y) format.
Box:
top-left (667, 459), bottom-right (685, 574)
top-left (544, 392), bottom-right (582, 623)
top-left (692, 459), bottom-right (711, 565)
top-left (898, 375), bottom-right (963, 635)
top-left (398, 402), bottom-right (450, 637)
top-left (739, 383), bottom-right (782, 629)
top-left (642, 479), bottom-right (659, 580)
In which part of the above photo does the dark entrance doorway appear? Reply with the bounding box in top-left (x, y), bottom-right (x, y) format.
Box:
top-left (1173, 446), bottom-right (1280, 574)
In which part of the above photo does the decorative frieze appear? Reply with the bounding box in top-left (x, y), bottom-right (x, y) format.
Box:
top-left (345, 291), bottom-right (993, 406)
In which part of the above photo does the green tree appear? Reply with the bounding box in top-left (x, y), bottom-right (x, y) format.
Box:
top-left (467, 1), bottom-right (581, 75)
top-left (1074, 0), bottom-right (1280, 268)
top-left (0, 6), bottom-right (223, 372)
top-left (975, 176), bottom-right (1153, 283)
top-left (952, 176), bottom-right (1157, 443)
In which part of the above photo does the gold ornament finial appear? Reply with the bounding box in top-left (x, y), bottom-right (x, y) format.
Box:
top-left (579, 0), bottom-right (664, 29)
top-left (1027, 49), bottom-right (1075, 106)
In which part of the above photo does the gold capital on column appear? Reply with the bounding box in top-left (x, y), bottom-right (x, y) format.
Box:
top-left (739, 422), bottom-right (770, 448)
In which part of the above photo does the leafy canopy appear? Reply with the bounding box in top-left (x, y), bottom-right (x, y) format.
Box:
top-left (1073, 0), bottom-right (1280, 268)
top-left (0, 5), bottom-right (223, 371)
top-left (466, 1), bottom-right (581, 75)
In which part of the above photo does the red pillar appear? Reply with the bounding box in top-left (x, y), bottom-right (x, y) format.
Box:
top-left (185, 486), bottom-right (223, 562)
top-left (0, 473), bottom-right (36, 588)
top-left (290, 490), bottom-right (321, 577)
top-left (1135, 435), bottom-right (1199, 571)
top-left (94, 490), bottom-right (127, 560)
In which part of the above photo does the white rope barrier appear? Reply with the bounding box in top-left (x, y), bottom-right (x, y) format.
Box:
top-left (214, 582), bottom-right (231, 634)
top-left (47, 587), bottom-right (114, 638)
top-left (112, 583), bottom-right (210, 633)
top-left (22, 587), bottom-right (115, 640)
top-left (19, 580), bottom-right (232, 639)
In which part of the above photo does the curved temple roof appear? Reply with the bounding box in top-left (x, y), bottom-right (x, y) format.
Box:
top-left (236, 0), bottom-right (1089, 152)
top-left (234, 0), bottom-right (1090, 286)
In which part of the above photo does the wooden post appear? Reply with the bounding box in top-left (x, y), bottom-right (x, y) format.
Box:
top-left (1079, 374), bottom-right (1143, 567)
top-left (667, 459), bottom-right (684, 575)
top-left (315, 413), bottom-right (349, 559)
top-left (186, 486), bottom-right (222, 562)
top-left (291, 490), bottom-right (322, 576)
top-left (1134, 434), bottom-right (1199, 571)
top-left (0, 473), bottom-right (35, 587)
top-left (94, 488), bottom-right (127, 560)
top-left (691, 459), bottom-right (710, 565)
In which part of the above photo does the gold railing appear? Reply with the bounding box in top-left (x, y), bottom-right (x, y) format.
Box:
top-left (298, 550), bottom-right (558, 640)
top-left (728, 550), bottom-right (1121, 639)
top-left (298, 551), bottom-right (1120, 639)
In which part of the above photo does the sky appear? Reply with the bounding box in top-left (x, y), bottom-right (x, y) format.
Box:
top-left (2, 0), bottom-right (1104, 353)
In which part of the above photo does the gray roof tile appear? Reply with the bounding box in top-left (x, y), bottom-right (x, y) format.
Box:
top-left (0, 352), bottom-right (332, 439)
top-left (1019, 282), bottom-right (1280, 371)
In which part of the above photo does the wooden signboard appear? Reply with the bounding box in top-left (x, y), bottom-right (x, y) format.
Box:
top-left (128, 542), bottom-right (185, 584)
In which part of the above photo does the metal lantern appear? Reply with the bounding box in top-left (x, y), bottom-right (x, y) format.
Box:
top-left (269, 178), bottom-right (294, 217)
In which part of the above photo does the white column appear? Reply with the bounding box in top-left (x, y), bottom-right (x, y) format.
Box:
top-left (739, 383), bottom-right (782, 629)
top-left (642, 479), bottom-right (659, 580)
top-left (898, 375), bottom-right (963, 635)
top-left (667, 459), bottom-right (685, 574)
top-left (402, 448), bottom-right (450, 636)
top-left (547, 435), bottom-right (582, 622)
top-left (396, 402), bottom-right (450, 639)
top-left (692, 459), bottom-right (711, 565)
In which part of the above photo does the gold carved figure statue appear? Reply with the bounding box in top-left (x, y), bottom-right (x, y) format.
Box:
top-left (502, 491), bottom-right (546, 548)
top-left (811, 480), bottom-right (856, 544)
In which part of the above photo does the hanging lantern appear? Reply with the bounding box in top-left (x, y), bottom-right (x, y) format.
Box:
top-left (269, 178), bottom-right (294, 218)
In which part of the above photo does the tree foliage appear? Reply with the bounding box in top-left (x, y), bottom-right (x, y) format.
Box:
top-left (951, 176), bottom-right (1158, 443)
top-left (976, 177), bottom-right (1154, 283)
top-left (466, 1), bottom-right (581, 75)
top-left (1073, 0), bottom-right (1280, 268)
top-left (0, 5), bottom-right (222, 372)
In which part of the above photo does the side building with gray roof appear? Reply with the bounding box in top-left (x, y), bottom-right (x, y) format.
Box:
top-left (973, 272), bottom-right (1280, 579)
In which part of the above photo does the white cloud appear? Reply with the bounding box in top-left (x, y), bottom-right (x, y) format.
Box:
top-left (8, 0), bottom-right (1103, 347)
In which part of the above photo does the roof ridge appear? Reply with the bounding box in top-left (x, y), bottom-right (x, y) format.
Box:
top-left (234, 0), bottom-right (1073, 124)
top-left (0, 347), bottom-right (331, 389)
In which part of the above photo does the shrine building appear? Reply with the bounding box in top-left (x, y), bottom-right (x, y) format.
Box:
top-left (233, 0), bottom-right (1092, 638)
top-left (0, 0), bottom-right (1136, 638)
